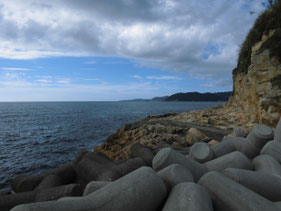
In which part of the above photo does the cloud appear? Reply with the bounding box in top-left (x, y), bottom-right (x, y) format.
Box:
top-left (0, 0), bottom-right (265, 82)
top-left (146, 75), bottom-right (182, 80)
top-left (132, 75), bottom-right (142, 79)
top-left (0, 67), bottom-right (32, 71)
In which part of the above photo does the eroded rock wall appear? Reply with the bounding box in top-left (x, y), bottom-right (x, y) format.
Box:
top-left (229, 32), bottom-right (281, 127)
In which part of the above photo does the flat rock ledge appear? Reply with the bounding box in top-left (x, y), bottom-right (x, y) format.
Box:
top-left (93, 103), bottom-right (261, 160)
top-left (1, 117), bottom-right (280, 210)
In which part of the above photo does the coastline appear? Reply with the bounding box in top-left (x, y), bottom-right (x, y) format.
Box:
top-left (94, 103), bottom-right (256, 160)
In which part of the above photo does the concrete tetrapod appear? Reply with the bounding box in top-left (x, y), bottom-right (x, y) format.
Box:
top-left (261, 140), bottom-right (281, 163)
top-left (204, 151), bottom-right (252, 172)
top-left (162, 182), bottom-right (213, 211)
top-left (247, 124), bottom-right (274, 149)
top-left (222, 168), bottom-right (281, 201)
top-left (83, 181), bottom-right (110, 196)
top-left (252, 155), bottom-right (281, 178)
top-left (222, 136), bottom-right (260, 159)
top-left (275, 117), bottom-right (281, 142)
top-left (130, 142), bottom-right (154, 166)
top-left (198, 171), bottom-right (280, 211)
top-left (35, 175), bottom-right (62, 191)
top-left (212, 139), bottom-right (236, 158)
top-left (189, 142), bottom-right (214, 163)
top-left (11, 167), bottom-right (167, 211)
top-left (157, 164), bottom-right (194, 192)
top-left (0, 184), bottom-right (82, 211)
top-left (152, 148), bottom-right (208, 182)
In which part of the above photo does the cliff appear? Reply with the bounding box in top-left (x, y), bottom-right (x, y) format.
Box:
top-left (229, 1), bottom-right (281, 127)
top-left (94, 1), bottom-right (281, 160)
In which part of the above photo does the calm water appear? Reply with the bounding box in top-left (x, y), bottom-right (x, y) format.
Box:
top-left (0, 101), bottom-right (223, 189)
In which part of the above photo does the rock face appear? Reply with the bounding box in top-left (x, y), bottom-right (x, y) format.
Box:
top-left (229, 30), bottom-right (281, 127)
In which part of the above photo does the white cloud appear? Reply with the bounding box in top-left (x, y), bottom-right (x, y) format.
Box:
top-left (0, 0), bottom-right (266, 82)
top-left (0, 67), bottom-right (32, 71)
top-left (146, 75), bottom-right (182, 80)
top-left (132, 75), bottom-right (142, 79)
top-left (35, 79), bottom-right (52, 83)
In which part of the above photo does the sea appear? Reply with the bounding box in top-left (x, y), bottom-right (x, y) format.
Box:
top-left (0, 101), bottom-right (223, 190)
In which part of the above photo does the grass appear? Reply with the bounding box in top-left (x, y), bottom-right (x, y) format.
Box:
top-left (234, 0), bottom-right (281, 76)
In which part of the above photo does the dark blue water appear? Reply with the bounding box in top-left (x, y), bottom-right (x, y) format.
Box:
top-left (0, 101), bottom-right (223, 189)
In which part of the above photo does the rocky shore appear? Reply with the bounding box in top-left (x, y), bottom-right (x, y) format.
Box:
top-left (0, 1), bottom-right (280, 210)
top-left (0, 117), bottom-right (280, 210)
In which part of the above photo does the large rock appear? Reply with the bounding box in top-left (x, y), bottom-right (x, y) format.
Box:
top-left (186, 128), bottom-right (208, 145)
top-left (11, 167), bottom-right (167, 211)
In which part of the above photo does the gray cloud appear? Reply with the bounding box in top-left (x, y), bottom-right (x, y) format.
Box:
top-left (0, 0), bottom-right (265, 84)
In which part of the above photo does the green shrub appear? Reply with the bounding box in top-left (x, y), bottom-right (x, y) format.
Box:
top-left (235, 0), bottom-right (281, 76)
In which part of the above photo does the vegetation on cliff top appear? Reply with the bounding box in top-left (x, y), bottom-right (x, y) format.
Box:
top-left (234, 0), bottom-right (281, 76)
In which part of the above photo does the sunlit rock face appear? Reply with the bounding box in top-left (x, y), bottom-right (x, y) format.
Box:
top-left (229, 31), bottom-right (281, 127)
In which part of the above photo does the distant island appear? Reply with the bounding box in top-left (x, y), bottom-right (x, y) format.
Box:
top-left (122, 91), bottom-right (232, 102)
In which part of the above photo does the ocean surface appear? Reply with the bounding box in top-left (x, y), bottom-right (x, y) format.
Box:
top-left (0, 101), bottom-right (223, 190)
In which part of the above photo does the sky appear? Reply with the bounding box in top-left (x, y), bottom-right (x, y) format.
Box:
top-left (0, 0), bottom-right (265, 101)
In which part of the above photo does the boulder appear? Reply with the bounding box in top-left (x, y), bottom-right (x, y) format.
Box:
top-left (208, 140), bottom-right (220, 146)
top-left (186, 128), bottom-right (208, 145)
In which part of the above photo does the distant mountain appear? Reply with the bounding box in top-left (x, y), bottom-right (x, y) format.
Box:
top-left (151, 96), bottom-right (169, 101)
top-left (164, 92), bottom-right (232, 102)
